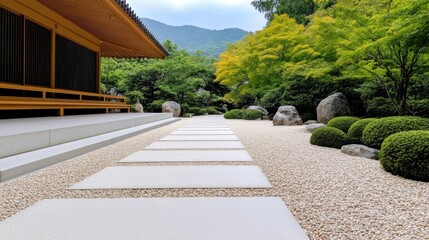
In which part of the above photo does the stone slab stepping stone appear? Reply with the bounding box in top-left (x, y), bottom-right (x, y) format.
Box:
top-left (182, 125), bottom-right (229, 128)
top-left (120, 150), bottom-right (252, 163)
top-left (160, 135), bottom-right (239, 141)
top-left (170, 130), bottom-right (234, 135)
top-left (176, 127), bottom-right (231, 131)
top-left (145, 141), bottom-right (244, 149)
top-left (0, 197), bottom-right (308, 240)
top-left (69, 166), bottom-right (271, 189)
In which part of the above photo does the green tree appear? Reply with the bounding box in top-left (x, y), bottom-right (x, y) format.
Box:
top-left (251, 0), bottom-right (335, 24)
top-left (333, 0), bottom-right (429, 115)
top-left (126, 41), bottom-right (222, 112)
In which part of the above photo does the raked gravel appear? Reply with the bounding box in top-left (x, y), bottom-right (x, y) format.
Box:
top-left (1, 117), bottom-right (428, 239)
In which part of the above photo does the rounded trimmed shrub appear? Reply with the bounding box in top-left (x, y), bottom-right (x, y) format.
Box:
top-left (362, 116), bottom-right (429, 149)
top-left (347, 118), bottom-right (377, 143)
top-left (326, 116), bottom-right (360, 133)
top-left (379, 130), bottom-right (429, 181)
top-left (188, 107), bottom-right (208, 116)
top-left (207, 107), bottom-right (219, 115)
top-left (310, 127), bottom-right (350, 149)
top-left (244, 109), bottom-right (262, 120)
top-left (224, 109), bottom-right (245, 119)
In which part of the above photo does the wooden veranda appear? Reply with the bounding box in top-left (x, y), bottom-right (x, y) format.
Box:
top-left (0, 0), bottom-right (168, 117)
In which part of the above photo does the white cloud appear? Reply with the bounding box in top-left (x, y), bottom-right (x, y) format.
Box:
top-left (126, 0), bottom-right (265, 31)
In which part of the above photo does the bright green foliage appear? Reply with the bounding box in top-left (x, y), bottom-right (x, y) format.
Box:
top-left (362, 117), bottom-right (429, 149)
top-left (310, 127), bottom-right (350, 149)
top-left (224, 109), bottom-right (246, 119)
top-left (215, 15), bottom-right (310, 105)
top-left (216, 0), bottom-right (429, 118)
top-left (101, 41), bottom-right (227, 113)
top-left (379, 130), bottom-right (429, 181)
top-left (125, 90), bottom-right (144, 104)
top-left (347, 118), bottom-right (377, 143)
top-left (333, 0), bottom-right (429, 115)
top-left (251, 0), bottom-right (334, 24)
top-left (223, 109), bottom-right (262, 120)
top-left (326, 116), bottom-right (359, 133)
top-left (207, 107), bottom-right (220, 115)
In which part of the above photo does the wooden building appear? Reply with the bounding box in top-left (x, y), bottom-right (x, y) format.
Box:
top-left (0, 0), bottom-right (168, 117)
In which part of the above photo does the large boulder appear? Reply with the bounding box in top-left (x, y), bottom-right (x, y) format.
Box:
top-left (317, 93), bottom-right (350, 124)
top-left (305, 123), bottom-right (326, 133)
top-left (162, 101), bottom-right (181, 117)
top-left (341, 144), bottom-right (379, 160)
top-left (133, 101), bottom-right (144, 113)
top-left (247, 105), bottom-right (268, 116)
top-left (273, 106), bottom-right (303, 126)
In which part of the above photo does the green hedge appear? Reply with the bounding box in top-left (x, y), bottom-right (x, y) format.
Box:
top-left (189, 107), bottom-right (207, 116)
top-left (244, 109), bottom-right (263, 120)
top-left (379, 130), bottom-right (429, 181)
top-left (347, 118), bottom-right (377, 143)
top-left (326, 116), bottom-right (360, 133)
top-left (362, 116), bottom-right (429, 149)
top-left (224, 109), bottom-right (262, 120)
top-left (224, 109), bottom-right (245, 119)
top-left (207, 107), bottom-right (220, 115)
top-left (310, 127), bottom-right (350, 149)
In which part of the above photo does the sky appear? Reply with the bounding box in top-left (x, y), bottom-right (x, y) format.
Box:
top-left (125, 0), bottom-right (267, 31)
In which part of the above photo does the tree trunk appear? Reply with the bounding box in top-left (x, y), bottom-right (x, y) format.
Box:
top-left (396, 86), bottom-right (407, 115)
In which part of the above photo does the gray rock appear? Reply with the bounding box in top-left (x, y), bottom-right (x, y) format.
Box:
top-left (162, 101), bottom-right (181, 117)
top-left (341, 144), bottom-right (379, 159)
top-left (247, 106), bottom-right (268, 116)
top-left (222, 104), bottom-right (228, 112)
top-left (305, 123), bottom-right (326, 133)
top-left (273, 106), bottom-right (303, 126)
top-left (133, 101), bottom-right (144, 113)
top-left (316, 93), bottom-right (350, 124)
top-left (304, 120), bottom-right (318, 125)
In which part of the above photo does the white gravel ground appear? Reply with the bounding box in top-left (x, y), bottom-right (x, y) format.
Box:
top-left (1, 117), bottom-right (428, 239)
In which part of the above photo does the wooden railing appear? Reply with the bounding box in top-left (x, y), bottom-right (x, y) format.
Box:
top-left (0, 82), bottom-right (130, 116)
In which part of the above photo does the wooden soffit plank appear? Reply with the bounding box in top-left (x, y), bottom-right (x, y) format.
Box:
top-left (36, 0), bottom-right (167, 58)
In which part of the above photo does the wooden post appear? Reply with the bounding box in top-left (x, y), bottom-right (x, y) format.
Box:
top-left (96, 52), bottom-right (101, 94)
top-left (22, 16), bottom-right (26, 86)
top-left (50, 26), bottom-right (56, 89)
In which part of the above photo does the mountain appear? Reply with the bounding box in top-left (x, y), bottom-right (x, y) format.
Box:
top-left (141, 18), bottom-right (248, 57)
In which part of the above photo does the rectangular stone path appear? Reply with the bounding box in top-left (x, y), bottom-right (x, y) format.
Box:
top-left (145, 141), bottom-right (244, 149)
top-left (0, 116), bottom-right (308, 240)
top-left (175, 127), bottom-right (231, 131)
top-left (181, 125), bottom-right (229, 128)
top-left (159, 135), bottom-right (239, 141)
top-left (170, 130), bottom-right (234, 135)
top-left (0, 197), bottom-right (308, 240)
top-left (120, 150), bottom-right (252, 162)
top-left (69, 166), bottom-right (271, 189)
